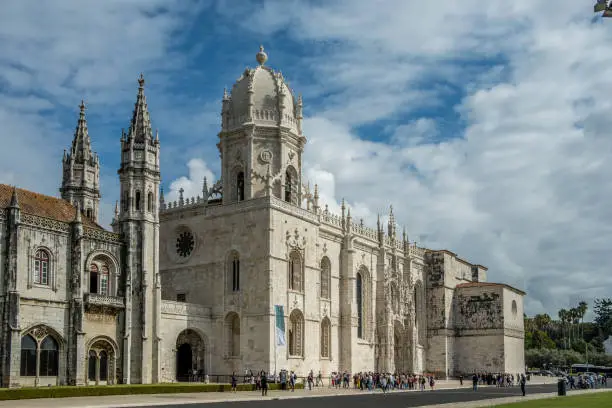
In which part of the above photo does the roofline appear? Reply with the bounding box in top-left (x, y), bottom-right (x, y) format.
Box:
top-left (456, 282), bottom-right (526, 296)
top-left (428, 249), bottom-right (488, 271)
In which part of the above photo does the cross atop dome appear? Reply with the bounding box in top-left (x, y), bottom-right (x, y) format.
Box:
top-left (256, 45), bottom-right (268, 65)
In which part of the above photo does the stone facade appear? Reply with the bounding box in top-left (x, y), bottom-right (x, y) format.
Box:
top-left (0, 47), bottom-right (525, 388)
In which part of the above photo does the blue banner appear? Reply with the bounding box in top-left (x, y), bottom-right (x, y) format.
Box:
top-left (275, 305), bottom-right (286, 346)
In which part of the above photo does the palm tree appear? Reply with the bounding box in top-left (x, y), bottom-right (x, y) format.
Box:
top-left (578, 301), bottom-right (588, 340)
top-left (559, 309), bottom-right (568, 349)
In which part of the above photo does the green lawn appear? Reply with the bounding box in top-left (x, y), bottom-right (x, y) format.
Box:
top-left (492, 391), bottom-right (612, 407)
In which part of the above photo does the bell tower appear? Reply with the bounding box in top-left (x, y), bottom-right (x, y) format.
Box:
top-left (60, 101), bottom-right (101, 222)
top-left (117, 74), bottom-right (162, 384)
top-left (218, 46), bottom-right (306, 205)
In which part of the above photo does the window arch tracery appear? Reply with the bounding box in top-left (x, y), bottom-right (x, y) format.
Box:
top-left (320, 317), bottom-right (331, 358)
top-left (288, 250), bottom-right (303, 292)
top-left (289, 309), bottom-right (304, 357)
top-left (320, 257), bottom-right (331, 299)
top-left (227, 251), bottom-right (240, 292)
top-left (33, 249), bottom-right (50, 286)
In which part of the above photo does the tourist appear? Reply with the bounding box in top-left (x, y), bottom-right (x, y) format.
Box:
top-left (472, 373), bottom-right (478, 391)
top-left (520, 374), bottom-right (526, 397)
top-left (231, 372), bottom-right (237, 392)
top-left (308, 370), bottom-right (314, 390)
top-left (260, 371), bottom-right (268, 396)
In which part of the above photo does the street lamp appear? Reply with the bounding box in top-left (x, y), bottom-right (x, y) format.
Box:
top-left (595, 0), bottom-right (612, 17)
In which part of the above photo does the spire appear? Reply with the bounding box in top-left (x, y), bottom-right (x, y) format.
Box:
top-left (114, 201), bottom-right (119, 218)
top-left (160, 186), bottom-right (165, 206)
top-left (202, 177), bottom-right (208, 199)
top-left (127, 73), bottom-right (153, 143)
top-left (9, 186), bottom-right (19, 208)
top-left (68, 100), bottom-right (93, 163)
top-left (388, 205), bottom-right (396, 239)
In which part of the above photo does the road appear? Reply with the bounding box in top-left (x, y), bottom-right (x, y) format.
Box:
top-left (123, 383), bottom-right (561, 408)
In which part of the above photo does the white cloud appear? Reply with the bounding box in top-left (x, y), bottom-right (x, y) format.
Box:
top-left (166, 158), bottom-right (217, 204)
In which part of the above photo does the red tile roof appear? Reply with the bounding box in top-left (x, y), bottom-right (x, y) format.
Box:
top-left (0, 184), bottom-right (103, 230)
top-left (456, 282), bottom-right (526, 296)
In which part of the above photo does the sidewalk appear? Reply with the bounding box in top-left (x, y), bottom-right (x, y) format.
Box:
top-left (0, 376), bottom-right (562, 408)
top-left (413, 387), bottom-right (612, 408)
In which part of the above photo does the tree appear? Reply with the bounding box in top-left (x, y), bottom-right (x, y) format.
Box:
top-left (594, 298), bottom-right (612, 336)
top-left (559, 309), bottom-right (569, 349)
top-left (578, 301), bottom-right (588, 340)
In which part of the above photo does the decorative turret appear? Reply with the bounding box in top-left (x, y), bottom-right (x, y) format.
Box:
top-left (377, 213), bottom-right (384, 246)
top-left (313, 183), bottom-right (320, 213)
top-left (387, 205), bottom-right (396, 240)
top-left (403, 226), bottom-right (409, 253)
top-left (60, 101), bottom-right (101, 222)
top-left (202, 177), bottom-right (209, 203)
top-left (9, 186), bottom-right (19, 209)
top-left (126, 74), bottom-right (154, 143)
top-left (219, 46), bottom-right (305, 204)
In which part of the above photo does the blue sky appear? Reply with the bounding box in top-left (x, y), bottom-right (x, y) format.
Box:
top-left (2, 0), bottom-right (612, 319)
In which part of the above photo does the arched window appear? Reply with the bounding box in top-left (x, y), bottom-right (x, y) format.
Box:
top-left (320, 257), bottom-right (331, 299)
top-left (225, 313), bottom-right (241, 357)
top-left (86, 208), bottom-right (93, 219)
top-left (20, 334), bottom-right (59, 378)
top-left (39, 336), bottom-right (59, 376)
top-left (100, 264), bottom-right (109, 295)
top-left (89, 264), bottom-right (99, 294)
top-left (20, 335), bottom-right (37, 376)
top-left (320, 318), bottom-right (331, 358)
top-left (236, 172), bottom-right (245, 201)
top-left (88, 351), bottom-right (97, 381)
top-left (289, 309), bottom-right (304, 357)
top-left (284, 171), bottom-right (292, 203)
top-left (33, 249), bottom-right (50, 285)
top-left (135, 191), bottom-right (141, 211)
top-left (89, 260), bottom-right (112, 295)
top-left (231, 254), bottom-right (240, 292)
top-left (99, 350), bottom-right (108, 381)
top-left (356, 272), bottom-right (363, 339)
top-left (123, 191), bottom-right (129, 211)
top-left (288, 251), bottom-right (302, 292)
top-left (147, 192), bottom-right (154, 212)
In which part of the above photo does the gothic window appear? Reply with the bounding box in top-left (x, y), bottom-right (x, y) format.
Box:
top-left (147, 192), bottom-right (154, 212)
top-left (20, 333), bottom-right (58, 377)
top-left (135, 191), bottom-right (141, 211)
top-left (225, 313), bottom-right (241, 357)
top-left (320, 317), bottom-right (331, 358)
top-left (100, 265), bottom-right (109, 295)
top-left (33, 249), bottom-right (50, 285)
top-left (86, 208), bottom-right (93, 219)
top-left (284, 171), bottom-right (292, 203)
top-left (89, 259), bottom-right (113, 295)
top-left (88, 351), bottom-right (97, 381)
top-left (20, 335), bottom-right (37, 376)
top-left (320, 257), bottom-right (331, 299)
top-left (356, 272), bottom-right (363, 339)
top-left (230, 253), bottom-right (240, 292)
top-left (289, 309), bottom-right (304, 357)
top-left (236, 171), bottom-right (245, 201)
top-left (288, 251), bottom-right (302, 292)
top-left (89, 264), bottom-right (99, 294)
top-left (39, 336), bottom-right (59, 377)
top-left (99, 351), bottom-right (108, 381)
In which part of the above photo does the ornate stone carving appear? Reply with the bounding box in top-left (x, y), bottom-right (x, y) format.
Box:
top-left (21, 214), bottom-right (70, 233)
top-left (84, 227), bottom-right (121, 243)
top-left (260, 150), bottom-right (272, 163)
top-left (286, 228), bottom-right (306, 250)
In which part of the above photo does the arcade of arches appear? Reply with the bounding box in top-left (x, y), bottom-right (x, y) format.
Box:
top-left (87, 338), bottom-right (117, 385)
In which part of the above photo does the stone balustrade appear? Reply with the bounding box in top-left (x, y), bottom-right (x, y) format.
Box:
top-left (85, 293), bottom-right (125, 309)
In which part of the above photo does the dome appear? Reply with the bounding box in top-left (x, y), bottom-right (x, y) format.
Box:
top-left (223, 46), bottom-right (301, 134)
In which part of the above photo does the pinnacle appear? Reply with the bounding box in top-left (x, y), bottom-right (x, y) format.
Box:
top-left (128, 73), bottom-right (153, 143)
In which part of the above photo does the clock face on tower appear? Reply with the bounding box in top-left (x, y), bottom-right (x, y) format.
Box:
top-left (175, 231), bottom-right (195, 258)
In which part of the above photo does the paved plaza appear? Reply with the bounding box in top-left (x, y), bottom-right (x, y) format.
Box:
top-left (1, 377), bottom-right (605, 408)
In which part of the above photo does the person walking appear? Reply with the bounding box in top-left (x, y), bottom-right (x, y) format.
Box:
top-left (472, 373), bottom-right (478, 391)
top-left (520, 374), bottom-right (526, 397)
top-left (261, 371), bottom-right (268, 396)
top-left (231, 372), bottom-right (237, 393)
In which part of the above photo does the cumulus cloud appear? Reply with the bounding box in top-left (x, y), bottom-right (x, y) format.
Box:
top-left (3, 0), bottom-right (611, 319)
top-left (166, 158), bottom-right (217, 204)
